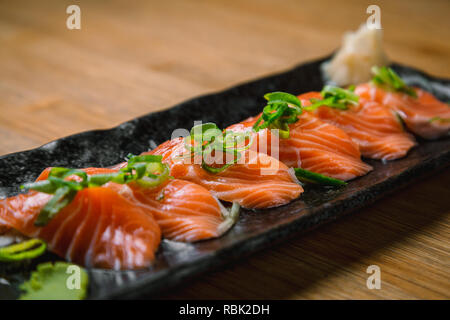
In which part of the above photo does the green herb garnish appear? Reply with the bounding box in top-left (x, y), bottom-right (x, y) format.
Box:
top-left (181, 123), bottom-right (253, 174)
top-left (294, 168), bottom-right (347, 186)
top-left (429, 116), bottom-right (450, 123)
top-left (371, 66), bottom-right (417, 98)
top-left (19, 262), bottom-right (88, 300)
top-left (252, 92), bottom-right (303, 139)
top-left (0, 239), bottom-right (46, 262)
top-left (304, 85), bottom-right (359, 111)
top-left (21, 155), bottom-right (170, 226)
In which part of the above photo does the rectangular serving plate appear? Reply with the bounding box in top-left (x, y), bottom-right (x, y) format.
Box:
top-left (0, 56), bottom-right (449, 299)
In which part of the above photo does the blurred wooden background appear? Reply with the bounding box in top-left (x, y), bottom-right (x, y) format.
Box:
top-left (0, 0), bottom-right (449, 299)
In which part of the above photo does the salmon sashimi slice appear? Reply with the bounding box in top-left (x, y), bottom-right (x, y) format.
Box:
top-left (227, 112), bottom-right (372, 181)
top-left (114, 180), bottom-right (239, 242)
top-left (355, 83), bottom-right (450, 139)
top-left (147, 139), bottom-right (303, 209)
top-left (298, 91), bottom-right (416, 161)
top-left (42, 167), bottom-right (239, 243)
top-left (0, 185), bottom-right (161, 270)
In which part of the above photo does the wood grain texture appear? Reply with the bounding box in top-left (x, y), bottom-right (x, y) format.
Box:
top-left (0, 0), bottom-right (449, 299)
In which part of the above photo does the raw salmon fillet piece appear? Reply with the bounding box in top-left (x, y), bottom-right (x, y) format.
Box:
top-left (114, 179), bottom-right (237, 242)
top-left (147, 139), bottom-right (303, 209)
top-left (227, 112), bottom-right (372, 181)
top-left (0, 165), bottom-right (240, 268)
top-left (298, 92), bottom-right (416, 161)
top-left (355, 83), bottom-right (450, 139)
top-left (0, 184), bottom-right (161, 270)
top-left (45, 167), bottom-right (236, 243)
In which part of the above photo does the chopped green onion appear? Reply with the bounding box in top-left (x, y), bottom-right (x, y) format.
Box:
top-left (34, 187), bottom-right (77, 226)
top-left (429, 116), bottom-right (450, 123)
top-left (294, 168), bottom-right (347, 186)
top-left (253, 91), bottom-right (303, 138)
top-left (0, 239), bottom-right (47, 262)
top-left (190, 122), bottom-right (221, 137)
top-left (21, 155), bottom-right (170, 226)
top-left (181, 123), bottom-right (253, 174)
top-left (264, 92), bottom-right (302, 108)
top-left (371, 66), bottom-right (417, 98)
top-left (126, 154), bottom-right (163, 164)
top-left (202, 162), bottom-right (234, 174)
top-left (304, 85), bottom-right (359, 111)
top-left (20, 180), bottom-right (57, 194)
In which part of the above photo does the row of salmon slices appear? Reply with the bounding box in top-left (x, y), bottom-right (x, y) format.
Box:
top-left (1, 69), bottom-right (448, 270)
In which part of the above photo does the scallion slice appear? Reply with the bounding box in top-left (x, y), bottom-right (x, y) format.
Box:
top-left (429, 116), bottom-right (450, 123)
top-left (371, 66), bottom-right (417, 98)
top-left (252, 92), bottom-right (303, 138)
top-left (182, 123), bottom-right (253, 174)
top-left (0, 239), bottom-right (47, 262)
top-left (304, 85), bottom-right (359, 111)
top-left (21, 155), bottom-right (170, 226)
top-left (294, 168), bottom-right (347, 186)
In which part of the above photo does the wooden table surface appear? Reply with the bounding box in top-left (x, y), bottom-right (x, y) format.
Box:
top-left (0, 0), bottom-right (449, 299)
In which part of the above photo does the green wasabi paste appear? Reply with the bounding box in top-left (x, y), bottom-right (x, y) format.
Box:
top-left (19, 262), bottom-right (88, 300)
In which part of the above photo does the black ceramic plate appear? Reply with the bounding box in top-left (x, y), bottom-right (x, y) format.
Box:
top-left (1, 56), bottom-right (449, 299)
